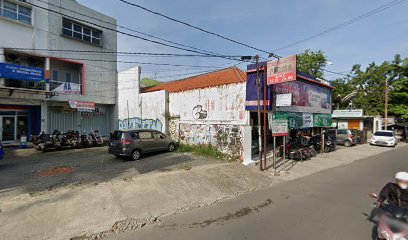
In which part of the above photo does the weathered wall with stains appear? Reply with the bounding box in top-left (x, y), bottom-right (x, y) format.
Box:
top-left (169, 83), bottom-right (247, 123)
top-left (118, 68), bottom-right (167, 132)
top-left (167, 83), bottom-right (249, 159)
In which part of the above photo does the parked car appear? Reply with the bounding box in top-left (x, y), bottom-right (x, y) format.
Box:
top-left (370, 130), bottom-right (397, 147)
top-left (109, 129), bottom-right (176, 160)
top-left (328, 129), bottom-right (357, 147)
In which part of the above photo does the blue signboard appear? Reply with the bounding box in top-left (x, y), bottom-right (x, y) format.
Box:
top-left (0, 62), bottom-right (44, 82)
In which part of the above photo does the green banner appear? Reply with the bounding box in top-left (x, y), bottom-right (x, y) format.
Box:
top-left (272, 112), bottom-right (288, 120)
top-left (287, 112), bottom-right (303, 129)
top-left (313, 114), bottom-right (332, 127)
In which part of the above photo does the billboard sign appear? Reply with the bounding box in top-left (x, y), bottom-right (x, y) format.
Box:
top-left (313, 114), bottom-right (332, 127)
top-left (332, 109), bottom-right (363, 118)
top-left (276, 93), bottom-right (292, 107)
top-left (267, 55), bottom-right (296, 85)
top-left (69, 101), bottom-right (95, 112)
top-left (52, 82), bottom-right (81, 94)
top-left (274, 80), bottom-right (332, 114)
top-left (0, 62), bottom-right (44, 82)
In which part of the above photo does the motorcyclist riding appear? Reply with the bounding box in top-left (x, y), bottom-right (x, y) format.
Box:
top-left (376, 172), bottom-right (408, 208)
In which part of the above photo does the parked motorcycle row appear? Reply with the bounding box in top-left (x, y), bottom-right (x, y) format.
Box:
top-left (33, 129), bottom-right (104, 152)
top-left (277, 133), bottom-right (336, 161)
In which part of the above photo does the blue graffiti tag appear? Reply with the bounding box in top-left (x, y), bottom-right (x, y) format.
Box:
top-left (118, 117), bottom-right (163, 131)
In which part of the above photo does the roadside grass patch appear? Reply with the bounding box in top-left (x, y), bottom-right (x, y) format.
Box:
top-left (176, 143), bottom-right (232, 160)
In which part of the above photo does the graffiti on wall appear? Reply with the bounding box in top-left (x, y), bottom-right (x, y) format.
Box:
top-left (178, 123), bottom-right (243, 158)
top-left (118, 117), bottom-right (163, 131)
top-left (192, 105), bottom-right (208, 120)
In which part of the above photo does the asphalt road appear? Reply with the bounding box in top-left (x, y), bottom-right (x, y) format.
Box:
top-left (106, 145), bottom-right (408, 240)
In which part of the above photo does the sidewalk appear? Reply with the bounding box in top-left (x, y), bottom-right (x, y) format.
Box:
top-left (0, 143), bottom-right (405, 240)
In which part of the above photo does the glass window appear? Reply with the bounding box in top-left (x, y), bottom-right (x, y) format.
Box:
top-left (73, 31), bottom-right (82, 39)
top-left (153, 132), bottom-right (165, 139)
top-left (374, 131), bottom-right (394, 137)
top-left (52, 70), bottom-right (59, 81)
top-left (62, 19), bottom-right (102, 45)
top-left (138, 132), bottom-right (153, 139)
top-left (19, 5), bottom-right (30, 15)
top-left (111, 131), bottom-right (123, 140)
top-left (92, 30), bottom-right (100, 38)
top-left (3, 1), bottom-right (17, 20)
top-left (129, 132), bottom-right (138, 139)
top-left (65, 72), bottom-right (72, 83)
top-left (63, 20), bottom-right (72, 29)
top-left (73, 24), bottom-right (82, 32)
top-left (62, 28), bottom-right (73, 37)
top-left (83, 28), bottom-right (91, 35)
top-left (91, 38), bottom-right (100, 45)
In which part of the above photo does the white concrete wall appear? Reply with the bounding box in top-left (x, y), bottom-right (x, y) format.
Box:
top-left (169, 83), bottom-right (248, 124)
top-left (117, 66), bottom-right (141, 121)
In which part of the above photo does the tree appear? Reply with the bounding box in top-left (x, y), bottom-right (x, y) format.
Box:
top-left (333, 54), bottom-right (408, 118)
top-left (330, 78), bottom-right (355, 109)
top-left (296, 49), bottom-right (328, 78)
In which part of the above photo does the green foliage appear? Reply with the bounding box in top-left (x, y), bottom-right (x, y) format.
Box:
top-left (332, 54), bottom-right (408, 118)
top-left (141, 78), bottom-right (161, 87)
top-left (297, 49), bottom-right (328, 78)
top-left (176, 143), bottom-right (229, 160)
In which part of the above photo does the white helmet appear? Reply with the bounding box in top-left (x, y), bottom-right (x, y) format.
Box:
top-left (395, 172), bottom-right (408, 181)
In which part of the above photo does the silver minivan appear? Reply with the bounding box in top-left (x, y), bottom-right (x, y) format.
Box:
top-left (109, 129), bottom-right (176, 160)
top-left (328, 129), bottom-right (357, 147)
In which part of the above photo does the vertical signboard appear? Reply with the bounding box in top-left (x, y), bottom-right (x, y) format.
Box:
top-left (267, 55), bottom-right (297, 85)
top-left (269, 113), bottom-right (289, 137)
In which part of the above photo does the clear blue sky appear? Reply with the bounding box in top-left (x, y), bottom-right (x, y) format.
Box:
top-left (78, 0), bottom-right (408, 81)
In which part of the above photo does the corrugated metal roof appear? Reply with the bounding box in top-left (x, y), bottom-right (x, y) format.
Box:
top-left (142, 67), bottom-right (246, 93)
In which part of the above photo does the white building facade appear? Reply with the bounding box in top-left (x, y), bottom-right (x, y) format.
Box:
top-left (0, 0), bottom-right (117, 143)
top-left (118, 67), bottom-right (252, 160)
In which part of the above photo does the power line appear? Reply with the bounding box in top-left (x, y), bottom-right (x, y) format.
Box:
top-left (116, 0), bottom-right (280, 58)
top-left (272, 0), bottom-right (407, 52)
top-left (34, 0), bottom-right (244, 61)
top-left (26, 1), bottom-right (247, 63)
top-left (6, 47), bottom-right (242, 58)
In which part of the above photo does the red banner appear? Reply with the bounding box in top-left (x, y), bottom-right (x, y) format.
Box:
top-left (68, 101), bottom-right (96, 112)
top-left (267, 55), bottom-right (297, 85)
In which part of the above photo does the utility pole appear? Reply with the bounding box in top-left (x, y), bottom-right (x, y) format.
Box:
top-left (384, 78), bottom-right (388, 130)
top-left (255, 55), bottom-right (263, 171)
top-left (263, 60), bottom-right (267, 171)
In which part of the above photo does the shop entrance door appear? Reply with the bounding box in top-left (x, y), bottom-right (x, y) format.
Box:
top-left (0, 116), bottom-right (16, 143)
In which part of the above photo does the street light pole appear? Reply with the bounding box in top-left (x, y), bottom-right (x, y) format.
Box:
top-left (384, 78), bottom-right (388, 130)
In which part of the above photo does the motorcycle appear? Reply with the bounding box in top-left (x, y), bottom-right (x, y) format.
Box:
top-left (65, 130), bottom-right (81, 148)
top-left (81, 130), bottom-right (92, 147)
top-left (369, 192), bottom-right (408, 240)
top-left (88, 129), bottom-right (103, 146)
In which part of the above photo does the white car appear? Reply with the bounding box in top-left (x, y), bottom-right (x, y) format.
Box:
top-left (370, 130), bottom-right (397, 147)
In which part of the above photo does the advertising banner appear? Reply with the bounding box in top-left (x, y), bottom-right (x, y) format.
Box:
top-left (0, 62), bottom-right (44, 82)
top-left (313, 114), bottom-right (333, 127)
top-left (68, 101), bottom-right (95, 112)
top-left (276, 93), bottom-right (292, 106)
top-left (287, 112), bottom-right (303, 129)
top-left (302, 113), bottom-right (313, 128)
top-left (332, 109), bottom-right (363, 118)
top-left (52, 82), bottom-right (81, 94)
top-left (274, 80), bottom-right (332, 114)
top-left (267, 55), bottom-right (296, 85)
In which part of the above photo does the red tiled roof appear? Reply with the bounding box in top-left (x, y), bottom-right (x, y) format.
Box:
top-left (142, 67), bottom-right (246, 93)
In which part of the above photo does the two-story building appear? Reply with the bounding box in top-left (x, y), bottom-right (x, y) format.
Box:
top-left (0, 0), bottom-right (117, 143)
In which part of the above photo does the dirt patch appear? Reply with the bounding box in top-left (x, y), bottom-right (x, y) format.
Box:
top-left (37, 166), bottom-right (75, 177)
